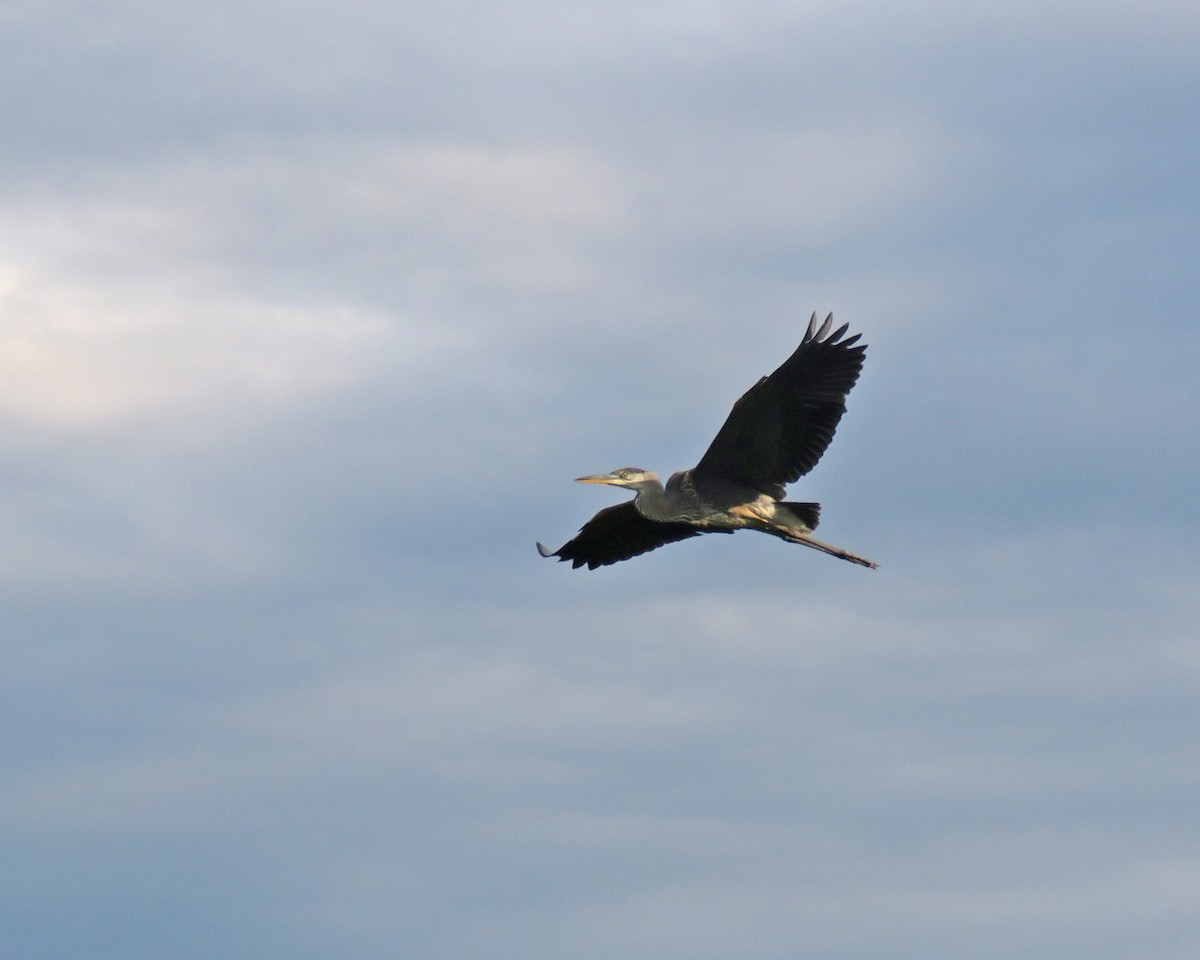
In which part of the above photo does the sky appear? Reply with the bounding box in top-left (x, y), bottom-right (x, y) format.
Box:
top-left (3, 1), bottom-right (1199, 957)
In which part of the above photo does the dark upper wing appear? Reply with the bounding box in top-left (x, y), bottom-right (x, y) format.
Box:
top-left (692, 313), bottom-right (866, 498)
top-left (536, 501), bottom-right (704, 570)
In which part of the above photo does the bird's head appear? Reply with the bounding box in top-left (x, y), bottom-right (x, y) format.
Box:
top-left (575, 467), bottom-right (660, 489)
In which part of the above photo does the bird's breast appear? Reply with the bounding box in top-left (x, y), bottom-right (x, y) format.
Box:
top-left (725, 495), bottom-right (778, 525)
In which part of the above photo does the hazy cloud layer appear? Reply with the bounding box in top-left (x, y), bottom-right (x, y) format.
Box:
top-left (3, 1), bottom-right (1199, 958)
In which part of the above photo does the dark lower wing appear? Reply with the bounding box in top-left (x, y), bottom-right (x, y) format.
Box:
top-left (537, 501), bottom-right (705, 569)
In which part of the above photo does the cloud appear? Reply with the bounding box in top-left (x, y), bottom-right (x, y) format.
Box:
top-left (2, 1), bottom-right (1199, 958)
top-left (0, 133), bottom-right (634, 428)
top-left (0, 275), bottom-right (397, 427)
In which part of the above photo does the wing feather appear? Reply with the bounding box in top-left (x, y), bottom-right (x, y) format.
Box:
top-left (537, 502), bottom-right (703, 569)
top-left (692, 313), bottom-right (866, 497)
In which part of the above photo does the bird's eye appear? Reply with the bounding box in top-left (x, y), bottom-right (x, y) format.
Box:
top-left (618, 470), bottom-right (630, 480)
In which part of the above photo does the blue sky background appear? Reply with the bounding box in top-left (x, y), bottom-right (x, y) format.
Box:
top-left (3, 2), bottom-right (1198, 957)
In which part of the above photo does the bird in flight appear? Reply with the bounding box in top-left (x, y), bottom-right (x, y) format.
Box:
top-left (537, 313), bottom-right (876, 570)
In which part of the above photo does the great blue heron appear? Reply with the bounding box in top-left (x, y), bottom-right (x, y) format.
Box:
top-left (537, 313), bottom-right (877, 570)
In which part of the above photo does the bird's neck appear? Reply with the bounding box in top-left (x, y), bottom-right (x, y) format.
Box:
top-left (631, 479), bottom-right (672, 521)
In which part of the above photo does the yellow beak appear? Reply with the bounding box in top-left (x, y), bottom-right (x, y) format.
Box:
top-left (575, 473), bottom-right (621, 485)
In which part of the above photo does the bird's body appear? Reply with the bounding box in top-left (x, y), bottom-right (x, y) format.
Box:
top-left (538, 313), bottom-right (877, 570)
top-left (633, 470), bottom-right (794, 531)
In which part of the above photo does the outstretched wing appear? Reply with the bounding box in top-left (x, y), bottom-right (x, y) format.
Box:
top-left (692, 313), bottom-right (866, 498)
top-left (537, 502), bottom-right (704, 570)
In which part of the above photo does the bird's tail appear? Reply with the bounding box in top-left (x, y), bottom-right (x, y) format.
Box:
top-left (774, 526), bottom-right (878, 569)
top-left (777, 501), bottom-right (821, 530)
